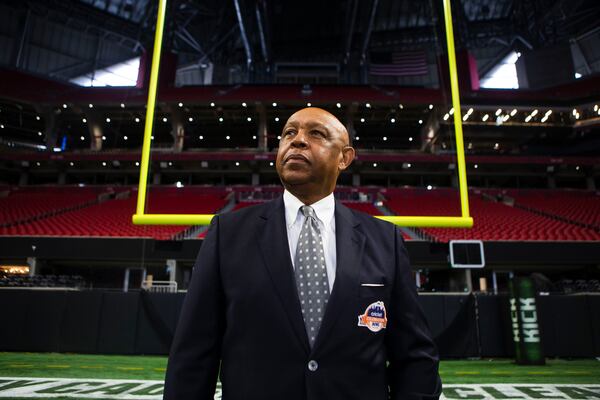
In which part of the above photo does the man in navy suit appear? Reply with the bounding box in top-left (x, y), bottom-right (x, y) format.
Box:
top-left (164, 107), bottom-right (441, 400)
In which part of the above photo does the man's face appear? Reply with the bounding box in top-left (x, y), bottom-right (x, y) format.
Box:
top-left (276, 108), bottom-right (354, 199)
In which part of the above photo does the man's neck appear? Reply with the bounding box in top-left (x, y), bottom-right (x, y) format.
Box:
top-left (284, 186), bottom-right (332, 205)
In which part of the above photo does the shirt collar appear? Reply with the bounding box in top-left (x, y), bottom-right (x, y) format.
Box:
top-left (283, 190), bottom-right (335, 228)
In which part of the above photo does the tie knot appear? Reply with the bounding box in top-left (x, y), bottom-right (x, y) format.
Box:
top-left (300, 205), bottom-right (316, 219)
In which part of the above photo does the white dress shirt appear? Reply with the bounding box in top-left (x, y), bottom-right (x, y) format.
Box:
top-left (283, 190), bottom-right (336, 292)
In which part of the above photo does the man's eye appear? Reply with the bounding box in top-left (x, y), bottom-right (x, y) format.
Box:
top-left (284, 130), bottom-right (295, 137)
top-left (311, 131), bottom-right (326, 138)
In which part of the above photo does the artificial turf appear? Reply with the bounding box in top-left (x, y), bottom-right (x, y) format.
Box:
top-left (1, 353), bottom-right (599, 384)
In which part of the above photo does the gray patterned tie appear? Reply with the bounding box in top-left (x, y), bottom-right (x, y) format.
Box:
top-left (294, 205), bottom-right (330, 348)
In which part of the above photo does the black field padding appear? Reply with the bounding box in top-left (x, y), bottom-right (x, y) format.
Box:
top-left (537, 295), bottom-right (596, 357)
top-left (97, 292), bottom-right (140, 354)
top-left (135, 291), bottom-right (185, 354)
top-left (0, 290), bottom-right (30, 351)
top-left (23, 291), bottom-right (67, 352)
top-left (476, 294), bottom-right (514, 357)
top-left (433, 294), bottom-right (479, 358)
top-left (589, 295), bottom-right (600, 356)
top-left (1, 291), bottom-right (599, 356)
top-left (59, 291), bottom-right (103, 353)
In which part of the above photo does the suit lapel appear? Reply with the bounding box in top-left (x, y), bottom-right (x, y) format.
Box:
top-left (313, 200), bottom-right (365, 352)
top-left (257, 197), bottom-right (310, 354)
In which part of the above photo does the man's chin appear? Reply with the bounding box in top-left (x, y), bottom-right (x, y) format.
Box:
top-left (280, 171), bottom-right (312, 187)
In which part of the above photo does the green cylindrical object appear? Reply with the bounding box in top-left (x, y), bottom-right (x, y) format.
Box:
top-left (508, 276), bottom-right (545, 365)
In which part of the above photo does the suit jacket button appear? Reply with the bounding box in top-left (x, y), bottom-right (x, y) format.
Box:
top-left (308, 360), bottom-right (318, 372)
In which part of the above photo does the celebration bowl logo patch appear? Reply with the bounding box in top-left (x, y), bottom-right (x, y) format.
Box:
top-left (357, 301), bottom-right (387, 332)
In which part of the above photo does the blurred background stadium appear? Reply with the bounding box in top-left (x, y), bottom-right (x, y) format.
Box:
top-left (0, 0), bottom-right (599, 397)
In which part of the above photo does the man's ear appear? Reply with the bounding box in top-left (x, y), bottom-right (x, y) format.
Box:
top-left (338, 146), bottom-right (355, 171)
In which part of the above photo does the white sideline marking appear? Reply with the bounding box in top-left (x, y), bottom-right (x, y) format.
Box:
top-left (0, 378), bottom-right (599, 399)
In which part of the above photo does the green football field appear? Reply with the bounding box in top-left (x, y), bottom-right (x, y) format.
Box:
top-left (1, 352), bottom-right (599, 399)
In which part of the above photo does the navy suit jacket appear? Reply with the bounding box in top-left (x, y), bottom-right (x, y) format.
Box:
top-left (164, 197), bottom-right (441, 400)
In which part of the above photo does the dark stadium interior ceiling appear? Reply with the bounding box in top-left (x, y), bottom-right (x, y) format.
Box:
top-left (0, 0), bottom-right (599, 164)
top-left (0, 0), bottom-right (598, 82)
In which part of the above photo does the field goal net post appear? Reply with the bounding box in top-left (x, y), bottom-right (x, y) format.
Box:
top-left (132, 0), bottom-right (473, 229)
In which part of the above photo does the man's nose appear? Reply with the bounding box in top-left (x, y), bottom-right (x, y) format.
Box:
top-left (290, 130), bottom-right (308, 147)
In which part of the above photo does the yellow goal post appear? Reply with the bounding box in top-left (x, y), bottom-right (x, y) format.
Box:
top-left (132, 0), bottom-right (473, 229)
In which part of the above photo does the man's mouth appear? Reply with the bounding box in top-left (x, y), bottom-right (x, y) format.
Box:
top-left (285, 154), bottom-right (310, 164)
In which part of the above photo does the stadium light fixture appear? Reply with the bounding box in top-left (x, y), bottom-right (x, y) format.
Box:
top-left (121, 103), bottom-right (126, 108)
top-left (135, 117), bottom-right (140, 123)
top-left (531, 109), bottom-right (539, 117)
top-left (247, 117), bottom-right (252, 122)
top-left (482, 114), bottom-right (489, 122)
top-left (336, 103), bottom-right (341, 108)
top-left (226, 135), bottom-right (230, 140)
top-left (427, 185), bottom-right (433, 190)
top-left (443, 113), bottom-right (450, 120)
top-left (429, 104), bottom-right (434, 110)
top-left (277, 135), bottom-right (281, 140)
top-left (102, 136), bottom-right (106, 140)
top-left (62, 104), bottom-right (67, 109)
top-left (252, 135), bottom-right (257, 139)
top-left (102, 162), bottom-right (107, 166)
top-left (409, 137), bottom-right (413, 141)
top-left (449, 107), bottom-right (455, 115)
top-left (272, 102), bottom-right (278, 107)
top-left (462, 114), bottom-right (469, 121)
top-left (151, 136), bottom-right (154, 140)
top-left (106, 118), bottom-right (111, 123)
top-left (132, 0), bottom-right (473, 229)
top-left (124, 136), bottom-right (128, 140)
top-left (37, 131), bottom-right (42, 136)
top-left (178, 102), bottom-right (183, 107)
top-left (188, 117), bottom-right (193, 122)
top-left (373, 163), bottom-right (377, 167)
top-left (198, 135), bottom-right (204, 140)
top-left (275, 117), bottom-right (280, 122)
top-left (355, 136), bottom-right (360, 141)
top-left (474, 164), bottom-right (478, 169)
top-left (70, 162), bottom-right (74, 166)
top-left (242, 102), bottom-right (247, 107)
top-left (235, 162), bottom-right (240, 166)
top-left (399, 104), bottom-right (404, 109)
top-left (383, 136), bottom-right (387, 141)
top-left (390, 118), bottom-right (396, 123)
top-left (176, 181), bottom-right (184, 188)
top-left (162, 117), bottom-right (168, 122)
top-left (269, 162), bottom-right (274, 166)
top-left (307, 102), bottom-right (312, 107)
top-left (82, 118), bottom-right (87, 123)
top-left (135, 162), bottom-right (140, 166)
top-left (495, 108), bottom-right (502, 116)
top-left (36, 115), bottom-right (40, 120)
top-left (360, 118), bottom-right (365, 123)
top-left (210, 102), bottom-right (215, 107)
top-left (89, 104), bottom-right (94, 108)
top-left (418, 119), bottom-right (423, 124)
top-left (510, 109), bottom-right (517, 116)
top-left (80, 136), bottom-right (85, 141)
top-left (219, 117), bottom-right (224, 122)
top-left (525, 115), bottom-right (532, 122)
top-left (365, 103), bottom-right (371, 108)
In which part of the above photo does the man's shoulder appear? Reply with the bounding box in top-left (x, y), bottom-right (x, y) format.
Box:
top-left (339, 202), bottom-right (397, 235)
top-left (217, 199), bottom-right (278, 223)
